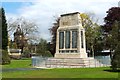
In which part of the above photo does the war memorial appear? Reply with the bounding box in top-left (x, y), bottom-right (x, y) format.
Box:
top-left (55, 12), bottom-right (87, 58)
top-left (32, 12), bottom-right (107, 68)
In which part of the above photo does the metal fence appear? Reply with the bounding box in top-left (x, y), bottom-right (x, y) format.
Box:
top-left (32, 56), bottom-right (111, 68)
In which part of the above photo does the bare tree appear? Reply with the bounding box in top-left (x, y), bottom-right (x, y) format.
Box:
top-left (8, 17), bottom-right (39, 42)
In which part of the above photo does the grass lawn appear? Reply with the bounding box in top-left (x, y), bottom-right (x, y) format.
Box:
top-left (2, 59), bottom-right (119, 78)
top-left (2, 67), bottom-right (119, 78)
top-left (2, 58), bottom-right (31, 68)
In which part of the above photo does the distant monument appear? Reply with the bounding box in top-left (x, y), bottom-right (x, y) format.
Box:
top-left (55, 12), bottom-right (87, 58)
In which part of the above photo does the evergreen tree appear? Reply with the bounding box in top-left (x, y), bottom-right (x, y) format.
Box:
top-left (0, 7), bottom-right (8, 50)
top-left (0, 7), bottom-right (10, 64)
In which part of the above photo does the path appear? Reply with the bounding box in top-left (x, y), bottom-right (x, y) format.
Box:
top-left (2, 68), bottom-right (42, 72)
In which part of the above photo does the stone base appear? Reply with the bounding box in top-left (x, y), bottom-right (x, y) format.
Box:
top-left (44, 57), bottom-right (106, 68)
top-left (55, 53), bottom-right (88, 58)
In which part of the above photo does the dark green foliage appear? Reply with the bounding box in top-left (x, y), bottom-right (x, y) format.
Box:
top-left (111, 42), bottom-right (120, 70)
top-left (36, 38), bottom-right (52, 57)
top-left (0, 8), bottom-right (8, 50)
top-left (102, 7), bottom-right (120, 60)
top-left (103, 7), bottom-right (120, 70)
top-left (41, 51), bottom-right (52, 57)
top-left (1, 50), bottom-right (11, 65)
top-left (0, 8), bottom-right (10, 64)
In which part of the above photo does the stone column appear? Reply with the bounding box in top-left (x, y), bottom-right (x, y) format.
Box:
top-left (55, 29), bottom-right (59, 54)
top-left (70, 31), bottom-right (72, 50)
top-left (63, 31), bottom-right (65, 49)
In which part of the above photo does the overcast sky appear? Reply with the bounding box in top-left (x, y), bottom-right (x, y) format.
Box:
top-left (1, 0), bottom-right (119, 42)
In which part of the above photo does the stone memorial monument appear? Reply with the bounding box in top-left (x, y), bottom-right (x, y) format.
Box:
top-left (32, 12), bottom-right (105, 68)
top-left (55, 12), bottom-right (88, 58)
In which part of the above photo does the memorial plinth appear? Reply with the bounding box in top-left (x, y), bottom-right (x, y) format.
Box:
top-left (55, 12), bottom-right (87, 58)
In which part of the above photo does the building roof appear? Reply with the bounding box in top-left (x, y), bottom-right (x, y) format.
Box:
top-left (61, 12), bottom-right (80, 17)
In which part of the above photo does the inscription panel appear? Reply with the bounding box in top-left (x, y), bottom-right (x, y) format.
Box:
top-left (60, 14), bottom-right (79, 27)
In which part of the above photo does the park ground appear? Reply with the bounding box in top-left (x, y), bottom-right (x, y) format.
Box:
top-left (1, 58), bottom-right (120, 79)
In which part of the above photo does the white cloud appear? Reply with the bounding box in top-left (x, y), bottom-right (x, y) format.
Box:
top-left (4, 0), bottom-right (119, 41)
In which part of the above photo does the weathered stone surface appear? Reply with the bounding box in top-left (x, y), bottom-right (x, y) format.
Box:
top-left (55, 12), bottom-right (87, 58)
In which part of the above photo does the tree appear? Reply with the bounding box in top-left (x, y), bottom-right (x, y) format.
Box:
top-left (108, 21), bottom-right (120, 70)
top-left (102, 7), bottom-right (120, 59)
top-left (0, 8), bottom-right (8, 50)
top-left (8, 17), bottom-right (39, 55)
top-left (103, 7), bottom-right (120, 32)
top-left (0, 8), bottom-right (10, 64)
top-left (49, 17), bottom-right (60, 56)
top-left (111, 42), bottom-right (120, 70)
top-left (80, 13), bottom-right (102, 57)
top-left (103, 7), bottom-right (120, 70)
top-left (8, 17), bottom-right (39, 43)
top-left (105, 21), bottom-right (119, 59)
top-left (36, 38), bottom-right (52, 57)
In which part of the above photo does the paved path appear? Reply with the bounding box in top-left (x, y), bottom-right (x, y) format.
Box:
top-left (2, 68), bottom-right (42, 72)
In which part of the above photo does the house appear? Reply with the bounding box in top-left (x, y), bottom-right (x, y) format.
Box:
top-left (8, 49), bottom-right (22, 59)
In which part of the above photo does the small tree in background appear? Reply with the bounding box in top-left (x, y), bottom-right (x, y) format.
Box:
top-left (80, 13), bottom-right (102, 57)
top-left (49, 18), bottom-right (60, 56)
top-left (36, 38), bottom-right (52, 57)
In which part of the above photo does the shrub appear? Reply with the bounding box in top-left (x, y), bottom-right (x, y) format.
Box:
top-left (36, 51), bottom-right (53, 57)
top-left (1, 50), bottom-right (11, 65)
top-left (23, 50), bottom-right (31, 58)
top-left (44, 51), bottom-right (53, 57)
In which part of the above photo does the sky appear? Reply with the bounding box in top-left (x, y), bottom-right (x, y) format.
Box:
top-left (1, 0), bottom-right (120, 42)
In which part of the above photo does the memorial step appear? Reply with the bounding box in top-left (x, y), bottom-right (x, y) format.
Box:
top-left (44, 57), bottom-right (105, 68)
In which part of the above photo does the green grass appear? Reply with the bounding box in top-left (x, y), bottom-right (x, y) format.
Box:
top-left (2, 67), bottom-right (119, 78)
top-left (2, 59), bottom-right (119, 78)
top-left (2, 58), bottom-right (31, 68)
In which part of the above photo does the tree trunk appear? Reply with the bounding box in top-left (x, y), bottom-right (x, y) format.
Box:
top-left (110, 49), bottom-right (113, 60)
